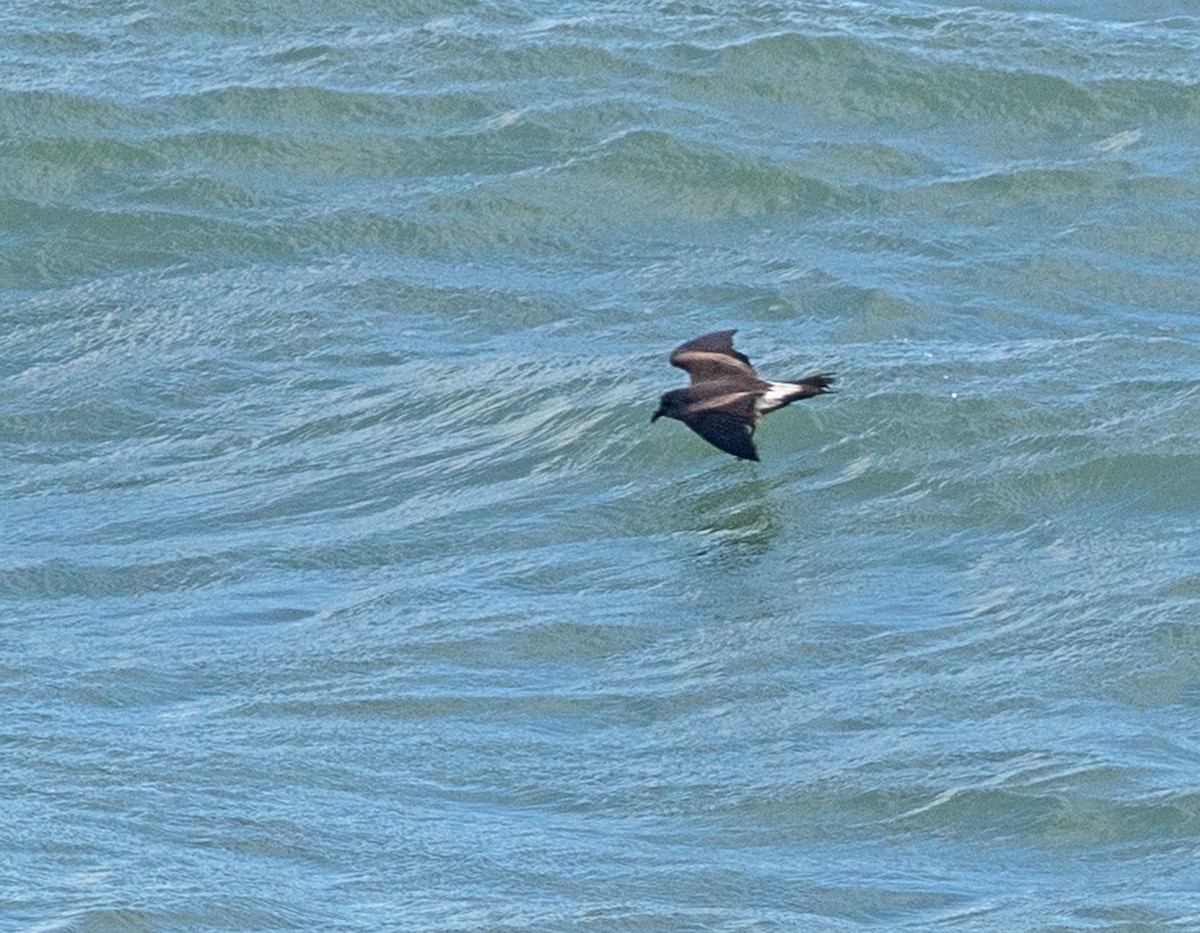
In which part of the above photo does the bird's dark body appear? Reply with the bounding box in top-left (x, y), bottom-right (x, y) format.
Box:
top-left (651, 330), bottom-right (834, 461)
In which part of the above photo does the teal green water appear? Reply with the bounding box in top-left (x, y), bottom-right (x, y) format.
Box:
top-left (4, 2), bottom-right (1200, 930)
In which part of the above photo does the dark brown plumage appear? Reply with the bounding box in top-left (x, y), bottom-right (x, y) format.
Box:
top-left (651, 330), bottom-right (834, 461)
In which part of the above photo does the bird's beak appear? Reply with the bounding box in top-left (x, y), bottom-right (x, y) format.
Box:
top-left (651, 408), bottom-right (663, 423)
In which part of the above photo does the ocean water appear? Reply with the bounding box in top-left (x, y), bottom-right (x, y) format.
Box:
top-left (4, 1), bottom-right (1200, 929)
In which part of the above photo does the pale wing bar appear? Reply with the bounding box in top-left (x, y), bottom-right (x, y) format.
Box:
top-left (669, 330), bottom-right (758, 384)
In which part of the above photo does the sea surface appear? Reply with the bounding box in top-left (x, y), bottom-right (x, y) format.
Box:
top-left (4, 1), bottom-right (1200, 930)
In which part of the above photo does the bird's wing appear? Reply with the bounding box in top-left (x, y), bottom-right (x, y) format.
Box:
top-left (683, 410), bottom-right (760, 461)
top-left (679, 389), bottom-right (760, 460)
top-left (669, 330), bottom-right (758, 384)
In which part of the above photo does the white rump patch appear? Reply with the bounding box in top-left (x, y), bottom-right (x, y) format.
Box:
top-left (756, 382), bottom-right (801, 415)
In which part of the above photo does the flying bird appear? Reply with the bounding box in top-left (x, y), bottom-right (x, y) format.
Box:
top-left (651, 330), bottom-right (834, 461)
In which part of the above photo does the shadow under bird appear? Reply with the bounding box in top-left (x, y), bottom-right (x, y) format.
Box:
top-left (651, 330), bottom-right (835, 461)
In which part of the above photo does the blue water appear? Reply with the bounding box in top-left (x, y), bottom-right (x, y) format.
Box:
top-left (4, 2), bottom-right (1200, 930)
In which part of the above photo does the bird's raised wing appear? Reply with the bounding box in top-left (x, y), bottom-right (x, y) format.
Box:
top-left (669, 330), bottom-right (757, 384)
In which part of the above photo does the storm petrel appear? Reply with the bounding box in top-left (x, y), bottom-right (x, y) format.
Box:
top-left (651, 330), bottom-right (834, 461)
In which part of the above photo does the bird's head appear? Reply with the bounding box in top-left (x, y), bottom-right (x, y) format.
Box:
top-left (651, 389), bottom-right (687, 423)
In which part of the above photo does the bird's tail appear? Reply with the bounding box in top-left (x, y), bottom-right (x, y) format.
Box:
top-left (792, 372), bottom-right (836, 395)
top-left (757, 374), bottom-right (836, 415)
